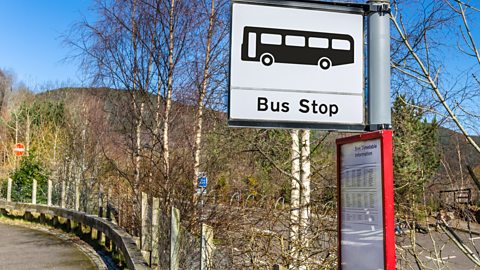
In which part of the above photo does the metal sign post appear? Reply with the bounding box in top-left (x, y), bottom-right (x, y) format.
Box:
top-left (367, 0), bottom-right (391, 130)
top-left (197, 172), bottom-right (208, 212)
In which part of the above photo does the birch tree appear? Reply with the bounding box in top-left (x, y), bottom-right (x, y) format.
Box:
top-left (289, 129), bottom-right (312, 270)
top-left (299, 129), bottom-right (311, 269)
top-left (67, 0), bottom-right (161, 228)
top-left (289, 129), bottom-right (301, 269)
top-left (192, 0), bottom-right (216, 199)
top-left (190, 0), bottom-right (229, 199)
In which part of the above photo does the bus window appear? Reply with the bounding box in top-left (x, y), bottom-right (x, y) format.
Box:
top-left (285, 35), bottom-right (305, 47)
top-left (248, 33), bottom-right (256, 58)
top-left (332, 39), bottom-right (351, 50)
top-left (261, 34), bottom-right (282, 45)
top-left (308, 37), bottom-right (328, 49)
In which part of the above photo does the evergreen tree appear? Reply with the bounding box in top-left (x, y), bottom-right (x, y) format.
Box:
top-left (392, 95), bottom-right (439, 213)
top-left (10, 151), bottom-right (49, 203)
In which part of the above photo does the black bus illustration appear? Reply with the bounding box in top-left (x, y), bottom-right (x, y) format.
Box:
top-left (241, 26), bottom-right (354, 70)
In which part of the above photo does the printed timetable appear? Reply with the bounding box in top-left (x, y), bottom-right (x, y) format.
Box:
top-left (339, 138), bottom-right (385, 270)
top-left (341, 165), bottom-right (381, 226)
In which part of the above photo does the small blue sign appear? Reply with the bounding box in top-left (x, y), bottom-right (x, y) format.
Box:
top-left (198, 176), bottom-right (208, 188)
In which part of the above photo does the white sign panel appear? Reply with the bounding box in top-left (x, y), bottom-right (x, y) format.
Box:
top-left (229, 1), bottom-right (364, 129)
top-left (340, 139), bottom-right (384, 270)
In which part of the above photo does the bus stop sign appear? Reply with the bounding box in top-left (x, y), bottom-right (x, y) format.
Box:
top-left (229, 0), bottom-right (365, 131)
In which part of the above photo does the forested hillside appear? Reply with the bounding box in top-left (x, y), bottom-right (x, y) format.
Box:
top-left (3, 86), bottom-right (479, 217)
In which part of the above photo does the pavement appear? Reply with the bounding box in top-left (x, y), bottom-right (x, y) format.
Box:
top-left (0, 222), bottom-right (100, 270)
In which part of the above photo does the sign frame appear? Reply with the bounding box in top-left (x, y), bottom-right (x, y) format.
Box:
top-left (336, 130), bottom-right (395, 270)
top-left (228, 0), bottom-right (368, 131)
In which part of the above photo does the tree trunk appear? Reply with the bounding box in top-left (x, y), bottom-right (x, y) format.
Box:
top-left (299, 129), bottom-right (311, 269)
top-left (26, 112), bottom-right (30, 154)
top-left (130, 0), bottom-right (145, 235)
top-left (162, 0), bottom-right (176, 203)
top-left (81, 102), bottom-right (88, 213)
top-left (193, 0), bottom-right (216, 199)
top-left (289, 129), bottom-right (301, 269)
top-left (14, 112), bottom-right (18, 144)
top-left (75, 166), bottom-right (81, 211)
top-left (14, 112), bottom-right (18, 169)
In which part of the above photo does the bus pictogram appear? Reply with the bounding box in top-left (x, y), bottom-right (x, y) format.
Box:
top-left (241, 26), bottom-right (355, 70)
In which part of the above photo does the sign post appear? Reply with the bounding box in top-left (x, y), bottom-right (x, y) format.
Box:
top-left (367, 0), bottom-right (391, 130)
top-left (197, 172), bottom-right (208, 210)
top-left (336, 130), bottom-right (395, 270)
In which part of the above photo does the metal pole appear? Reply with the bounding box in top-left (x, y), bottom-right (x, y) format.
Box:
top-left (368, 0), bottom-right (391, 130)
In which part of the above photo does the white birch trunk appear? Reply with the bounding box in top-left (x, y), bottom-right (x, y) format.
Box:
top-left (289, 129), bottom-right (301, 270)
top-left (299, 129), bottom-right (311, 270)
top-left (26, 113), bottom-right (30, 154)
top-left (152, 2), bottom-right (163, 146)
top-left (14, 112), bottom-right (18, 169)
top-left (14, 112), bottom-right (18, 144)
top-left (130, 0), bottom-right (143, 234)
top-left (75, 166), bottom-right (80, 211)
top-left (53, 129), bottom-right (58, 183)
top-left (193, 0), bottom-right (216, 197)
top-left (162, 0), bottom-right (176, 192)
top-left (134, 101), bottom-right (144, 192)
top-left (81, 102), bottom-right (88, 212)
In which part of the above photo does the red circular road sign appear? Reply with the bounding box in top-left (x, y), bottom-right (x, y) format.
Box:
top-left (13, 143), bottom-right (25, 156)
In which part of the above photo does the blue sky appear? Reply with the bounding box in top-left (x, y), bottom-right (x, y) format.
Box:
top-left (1, 0), bottom-right (479, 96)
top-left (0, 0), bottom-right (93, 91)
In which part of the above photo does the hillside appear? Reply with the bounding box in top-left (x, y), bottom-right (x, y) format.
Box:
top-left (31, 87), bottom-right (480, 204)
top-left (438, 126), bottom-right (480, 166)
top-left (35, 87), bottom-right (480, 160)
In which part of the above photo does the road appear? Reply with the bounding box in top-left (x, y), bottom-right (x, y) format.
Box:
top-left (397, 228), bottom-right (480, 270)
top-left (0, 222), bottom-right (99, 270)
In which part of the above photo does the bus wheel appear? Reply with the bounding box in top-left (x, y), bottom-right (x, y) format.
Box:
top-left (318, 57), bottom-right (331, 70)
top-left (261, 54), bottom-right (274, 66)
